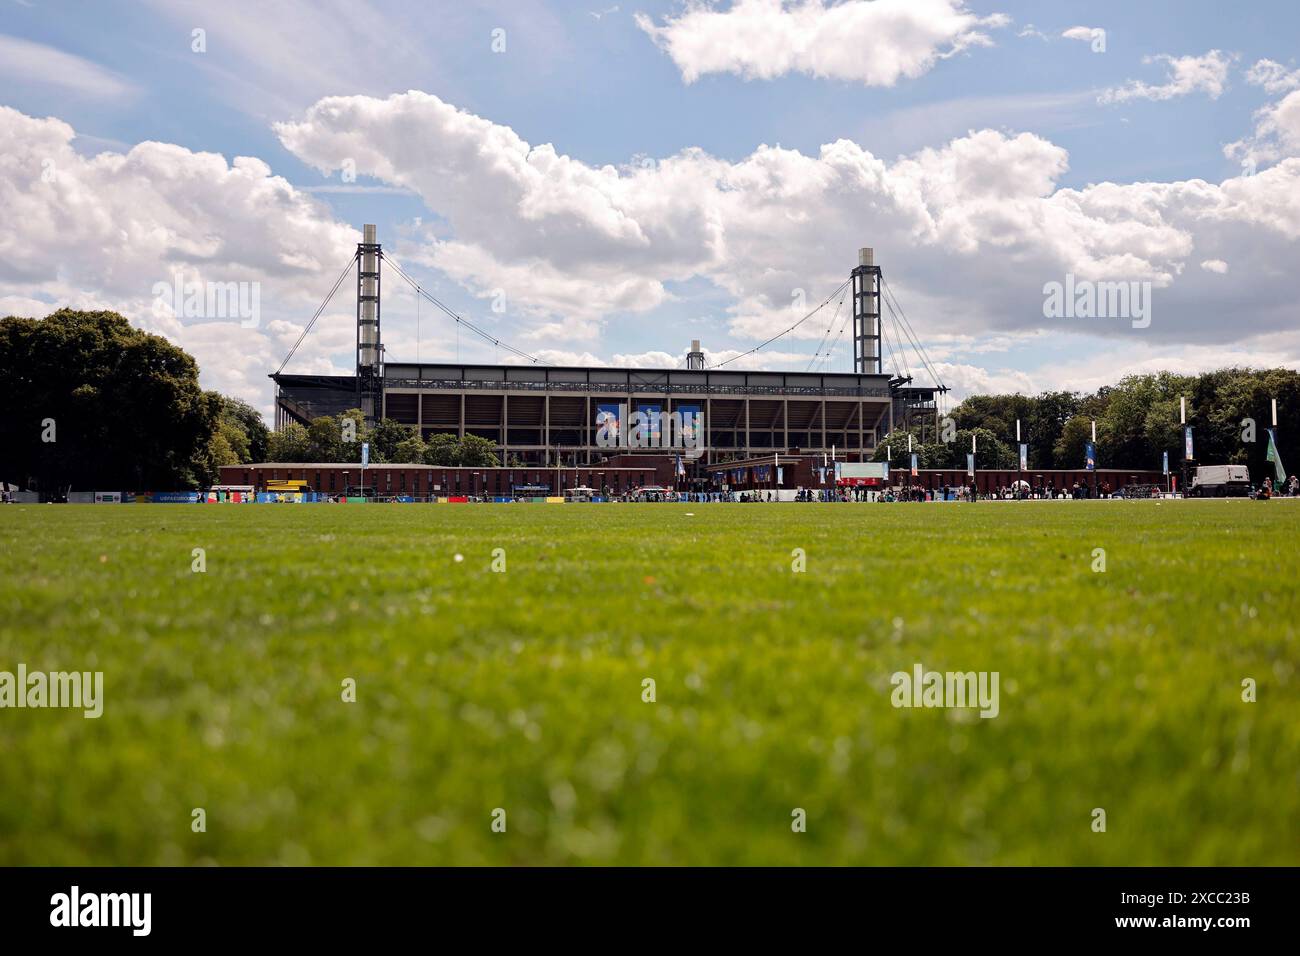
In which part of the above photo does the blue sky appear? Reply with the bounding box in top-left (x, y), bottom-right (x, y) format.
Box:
top-left (2, 0), bottom-right (1299, 414)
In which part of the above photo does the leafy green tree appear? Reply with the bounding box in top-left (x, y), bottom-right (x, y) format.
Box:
top-left (1054, 415), bottom-right (1093, 470)
top-left (458, 434), bottom-right (501, 467)
top-left (268, 422), bottom-right (311, 462)
top-left (220, 395), bottom-right (269, 462)
top-left (423, 433), bottom-right (460, 466)
top-left (371, 417), bottom-right (415, 463)
top-left (306, 414), bottom-right (342, 462)
top-left (391, 433), bottom-right (428, 463)
top-left (0, 309), bottom-right (220, 493)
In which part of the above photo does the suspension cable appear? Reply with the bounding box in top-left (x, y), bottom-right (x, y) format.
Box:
top-left (275, 252), bottom-right (358, 374)
top-left (383, 254), bottom-right (549, 365)
top-left (708, 278), bottom-right (851, 370)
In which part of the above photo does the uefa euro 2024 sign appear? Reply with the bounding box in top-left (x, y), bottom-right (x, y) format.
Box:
top-left (595, 403), bottom-right (703, 457)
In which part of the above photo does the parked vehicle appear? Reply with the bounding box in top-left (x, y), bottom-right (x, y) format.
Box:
top-left (1187, 464), bottom-right (1250, 497)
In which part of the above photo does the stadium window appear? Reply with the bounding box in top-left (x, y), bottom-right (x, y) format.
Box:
top-left (399, 472), bottom-right (406, 491)
top-left (329, 471), bottom-right (336, 491)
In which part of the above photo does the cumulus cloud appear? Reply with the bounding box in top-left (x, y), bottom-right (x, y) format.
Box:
top-left (1224, 89), bottom-right (1300, 171)
top-left (1098, 50), bottom-right (1233, 105)
top-left (1199, 259), bottom-right (1228, 273)
top-left (1244, 58), bottom-right (1300, 95)
top-left (0, 106), bottom-right (358, 413)
top-left (635, 0), bottom-right (1009, 86)
top-left (8, 84), bottom-right (1300, 416)
top-left (275, 90), bottom-right (1300, 355)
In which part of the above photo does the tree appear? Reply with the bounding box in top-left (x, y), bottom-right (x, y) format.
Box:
top-left (268, 422), bottom-right (311, 462)
top-left (391, 433), bottom-right (428, 463)
top-left (219, 395), bottom-right (269, 462)
top-left (458, 434), bottom-right (500, 467)
top-left (0, 309), bottom-right (220, 494)
top-left (423, 433), bottom-right (460, 466)
top-left (306, 414), bottom-right (343, 462)
top-left (371, 418), bottom-right (415, 463)
top-left (1054, 416), bottom-right (1093, 470)
top-left (201, 393), bottom-right (272, 479)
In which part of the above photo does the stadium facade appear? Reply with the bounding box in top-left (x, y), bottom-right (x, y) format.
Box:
top-left (270, 229), bottom-right (943, 473)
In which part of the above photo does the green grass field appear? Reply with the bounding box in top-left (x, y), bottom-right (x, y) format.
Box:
top-left (1, 500), bottom-right (1297, 865)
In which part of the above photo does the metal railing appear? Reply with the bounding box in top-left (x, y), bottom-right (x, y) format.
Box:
top-left (382, 378), bottom-right (891, 398)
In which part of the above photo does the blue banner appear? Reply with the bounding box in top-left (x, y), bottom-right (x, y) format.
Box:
top-left (1019, 442), bottom-right (1028, 471)
top-left (361, 442), bottom-right (370, 467)
top-left (1163, 450), bottom-right (1169, 475)
top-left (152, 491), bottom-right (200, 503)
top-left (638, 403), bottom-right (662, 444)
top-left (595, 403), bottom-right (621, 446)
top-left (1085, 442), bottom-right (1096, 471)
top-left (676, 403), bottom-right (701, 445)
top-left (1184, 426), bottom-right (1194, 460)
top-left (966, 453), bottom-right (975, 477)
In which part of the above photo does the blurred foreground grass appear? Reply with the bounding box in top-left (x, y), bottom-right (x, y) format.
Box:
top-left (0, 499), bottom-right (1296, 865)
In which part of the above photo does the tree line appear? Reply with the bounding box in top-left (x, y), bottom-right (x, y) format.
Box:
top-left (872, 369), bottom-right (1300, 476)
top-left (266, 413), bottom-right (506, 467)
top-left (4, 310), bottom-right (1296, 492)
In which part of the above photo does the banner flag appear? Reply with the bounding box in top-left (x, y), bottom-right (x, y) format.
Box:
top-left (361, 442), bottom-right (370, 467)
top-left (595, 404), bottom-right (621, 447)
top-left (1266, 429), bottom-right (1286, 483)
top-left (1184, 426), bottom-right (1194, 460)
top-left (1019, 443), bottom-right (1028, 471)
top-left (910, 453), bottom-right (918, 477)
top-left (966, 453), bottom-right (975, 477)
top-left (1162, 450), bottom-right (1169, 475)
top-left (1085, 442), bottom-right (1096, 471)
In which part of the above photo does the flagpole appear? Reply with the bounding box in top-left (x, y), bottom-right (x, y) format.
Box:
top-left (1091, 419), bottom-right (1097, 499)
top-left (970, 432), bottom-right (977, 502)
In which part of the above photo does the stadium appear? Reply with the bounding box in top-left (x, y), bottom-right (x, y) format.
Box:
top-left (233, 228), bottom-right (1164, 499)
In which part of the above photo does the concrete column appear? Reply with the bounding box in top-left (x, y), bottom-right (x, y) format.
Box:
top-left (745, 398), bottom-right (751, 457)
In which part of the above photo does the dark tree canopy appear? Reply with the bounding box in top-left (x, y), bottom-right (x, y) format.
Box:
top-left (0, 309), bottom-right (264, 495)
top-left (879, 368), bottom-right (1300, 475)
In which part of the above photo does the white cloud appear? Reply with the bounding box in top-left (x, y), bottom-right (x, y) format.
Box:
top-left (1245, 58), bottom-right (1300, 95)
top-left (635, 0), bottom-right (1009, 86)
top-left (1098, 50), bottom-right (1233, 105)
top-left (1061, 26), bottom-right (1104, 47)
top-left (0, 106), bottom-right (358, 415)
top-left (274, 91), bottom-right (1300, 357)
top-left (1199, 259), bottom-right (1228, 273)
top-left (1224, 89), bottom-right (1300, 170)
top-left (9, 82), bottom-right (1300, 418)
top-left (0, 33), bottom-right (136, 99)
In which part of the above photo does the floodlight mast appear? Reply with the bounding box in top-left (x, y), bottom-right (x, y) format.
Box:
top-left (357, 224), bottom-right (382, 425)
